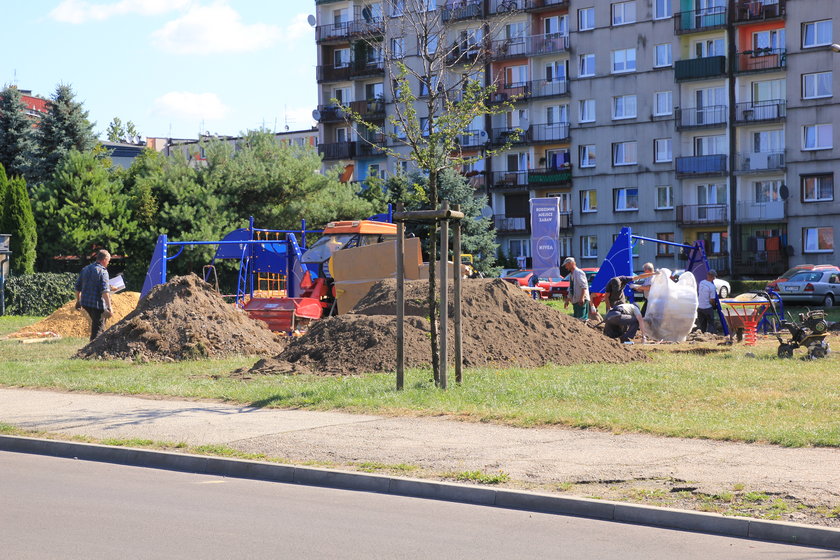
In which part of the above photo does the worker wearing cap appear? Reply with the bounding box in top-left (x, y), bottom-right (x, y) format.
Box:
top-left (563, 257), bottom-right (589, 320)
top-left (697, 269), bottom-right (718, 333)
top-left (75, 250), bottom-right (112, 341)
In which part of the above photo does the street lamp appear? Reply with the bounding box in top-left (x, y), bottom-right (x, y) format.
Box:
top-left (831, 44), bottom-right (840, 53)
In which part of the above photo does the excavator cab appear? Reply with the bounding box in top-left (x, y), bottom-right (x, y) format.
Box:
top-left (301, 220), bottom-right (397, 278)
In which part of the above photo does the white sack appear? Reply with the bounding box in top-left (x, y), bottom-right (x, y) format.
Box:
top-left (643, 268), bottom-right (698, 342)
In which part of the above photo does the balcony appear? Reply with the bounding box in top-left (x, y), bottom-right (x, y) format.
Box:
top-left (675, 105), bottom-right (727, 129)
top-left (490, 79), bottom-right (569, 103)
top-left (674, 8), bottom-right (727, 34)
top-left (490, 33), bottom-right (569, 59)
top-left (675, 155), bottom-right (727, 177)
top-left (494, 214), bottom-right (530, 233)
top-left (490, 167), bottom-right (571, 189)
top-left (490, 123), bottom-right (569, 145)
top-left (445, 41), bottom-right (489, 65)
top-left (318, 142), bottom-right (356, 160)
top-left (491, 170), bottom-right (530, 189)
top-left (677, 204), bottom-right (728, 225)
top-left (316, 64), bottom-right (353, 83)
top-left (456, 129), bottom-right (488, 148)
top-left (734, 0), bottom-right (786, 23)
top-left (356, 135), bottom-right (387, 158)
top-left (489, 0), bottom-right (569, 14)
top-left (350, 58), bottom-right (384, 78)
top-left (674, 56), bottom-right (727, 81)
top-left (315, 104), bottom-right (345, 123)
top-left (736, 200), bottom-right (785, 222)
top-left (349, 99), bottom-right (385, 120)
top-left (735, 100), bottom-right (786, 123)
top-left (735, 49), bottom-right (786, 73)
top-left (441, 0), bottom-right (484, 22)
top-left (735, 151), bottom-right (785, 173)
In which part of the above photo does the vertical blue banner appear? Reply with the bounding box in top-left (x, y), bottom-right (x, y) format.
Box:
top-left (530, 197), bottom-right (562, 278)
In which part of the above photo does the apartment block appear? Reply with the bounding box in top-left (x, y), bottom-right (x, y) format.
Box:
top-left (314, 0), bottom-right (840, 277)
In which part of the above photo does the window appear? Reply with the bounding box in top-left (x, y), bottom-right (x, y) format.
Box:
top-left (694, 134), bottom-right (726, 155)
top-left (654, 0), bottom-right (671, 19)
top-left (391, 0), bottom-right (405, 16)
top-left (697, 183), bottom-right (726, 205)
top-left (581, 235), bottom-right (598, 258)
top-left (581, 189), bottom-right (597, 212)
top-left (752, 129), bottom-right (784, 153)
top-left (754, 180), bottom-right (782, 203)
top-left (653, 91), bottom-right (673, 116)
top-left (803, 124), bottom-right (832, 150)
top-left (655, 185), bottom-right (673, 209)
top-left (579, 54), bottom-right (595, 77)
top-left (579, 144), bottom-right (596, 167)
top-left (611, 1), bottom-right (636, 26)
top-left (612, 141), bottom-right (637, 165)
top-left (578, 7), bottom-right (595, 31)
top-left (654, 138), bottom-right (672, 163)
top-left (697, 231), bottom-right (728, 255)
top-left (611, 48), bottom-right (636, 73)
top-left (507, 239), bottom-right (530, 259)
top-left (333, 48), bottom-right (350, 68)
top-left (614, 187), bottom-right (639, 211)
top-left (656, 233), bottom-right (675, 256)
top-left (803, 72), bottom-right (833, 99)
top-left (802, 20), bottom-right (832, 48)
top-left (579, 99), bottom-right (595, 123)
top-left (654, 43), bottom-right (672, 67)
top-left (391, 37), bottom-right (404, 58)
top-left (694, 37), bottom-right (725, 58)
top-left (753, 29), bottom-right (784, 51)
top-left (803, 227), bottom-right (834, 253)
top-left (802, 174), bottom-right (834, 202)
top-left (612, 95), bottom-right (637, 119)
top-left (545, 104), bottom-right (569, 125)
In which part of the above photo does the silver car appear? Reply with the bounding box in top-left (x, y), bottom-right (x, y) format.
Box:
top-left (777, 270), bottom-right (840, 307)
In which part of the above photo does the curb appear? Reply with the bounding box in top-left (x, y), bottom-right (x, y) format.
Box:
top-left (2, 434), bottom-right (838, 551)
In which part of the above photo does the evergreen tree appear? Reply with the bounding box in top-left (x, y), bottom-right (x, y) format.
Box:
top-left (33, 84), bottom-right (96, 184)
top-left (106, 117), bottom-right (124, 142)
top-left (0, 164), bottom-right (8, 216)
top-left (0, 173), bottom-right (37, 274)
top-left (0, 85), bottom-right (35, 180)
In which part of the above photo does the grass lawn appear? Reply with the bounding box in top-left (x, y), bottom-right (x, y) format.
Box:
top-left (2, 313), bottom-right (838, 448)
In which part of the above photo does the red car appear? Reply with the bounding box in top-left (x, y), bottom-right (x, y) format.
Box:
top-left (501, 269), bottom-right (569, 299)
top-left (767, 264), bottom-right (840, 292)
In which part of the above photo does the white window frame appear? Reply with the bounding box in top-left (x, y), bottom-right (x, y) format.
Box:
top-left (802, 174), bottom-right (834, 202)
top-left (391, 37), bottom-right (405, 59)
top-left (578, 7), bottom-right (595, 31)
top-left (803, 124), bottom-right (832, 151)
top-left (803, 227), bottom-right (834, 253)
top-left (611, 1), bottom-right (636, 26)
top-left (654, 138), bottom-right (672, 163)
top-left (802, 20), bottom-right (832, 48)
top-left (802, 71), bottom-right (833, 99)
top-left (579, 99), bottom-right (595, 123)
top-left (614, 187), bottom-right (639, 212)
top-left (581, 235), bottom-right (598, 259)
top-left (655, 185), bottom-right (673, 209)
top-left (612, 94), bottom-right (637, 120)
top-left (653, 91), bottom-right (673, 116)
top-left (579, 53), bottom-right (595, 77)
top-left (579, 144), bottom-right (596, 167)
top-left (612, 141), bottom-right (638, 166)
top-left (611, 48), bottom-right (636, 73)
top-left (581, 189), bottom-right (598, 212)
top-left (334, 48), bottom-right (351, 68)
top-left (654, 0), bottom-right (671, 20)
top-left (654, 43), bottom-right (672, 67)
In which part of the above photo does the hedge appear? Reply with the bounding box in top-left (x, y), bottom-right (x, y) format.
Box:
top-left (4, 273), bottom-right (77, 316)
top-left (729, 280), bottom-right (771, 295)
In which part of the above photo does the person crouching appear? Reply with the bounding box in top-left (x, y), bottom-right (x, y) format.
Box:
top-left (603, 302), bottom-right (646, 344)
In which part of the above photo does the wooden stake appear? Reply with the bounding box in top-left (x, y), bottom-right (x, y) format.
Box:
top-left (396, 203), bottom-right (405, 391)
top-left (453, 204), bottom-right (463, 384)
top-left (439, 201), bottom-right (449, 390)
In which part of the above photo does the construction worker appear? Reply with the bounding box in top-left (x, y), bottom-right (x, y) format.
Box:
top-left (562, 257), bottom-right (589, 321)
top-left (603, 302), bottom-right (646, 344)
top-left (697, 270), bottom-right (718, 333)
top-left (633, 262), bottom-right (655, 315)
top-left (604, 271), bottom-right (655, 309)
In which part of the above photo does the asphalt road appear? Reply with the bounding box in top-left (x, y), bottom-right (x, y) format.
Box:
top-left (1, 452), bottom-right (836, 560)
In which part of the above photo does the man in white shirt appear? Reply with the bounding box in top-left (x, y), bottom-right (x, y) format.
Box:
top-left (563, 257), bottom-right (589, 321)
top-left (697, 269), bottom-right (718, 333)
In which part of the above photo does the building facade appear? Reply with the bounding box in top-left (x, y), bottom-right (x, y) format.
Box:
top-left (314, 0), bottom-right (840, 277)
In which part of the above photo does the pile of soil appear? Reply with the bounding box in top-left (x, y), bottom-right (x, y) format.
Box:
top-left (11, 292), bottom-right (141, 339)
top-left (251, 278), bottom-right (646, 375)
top-left (77, 275), bottom-right (285, 361)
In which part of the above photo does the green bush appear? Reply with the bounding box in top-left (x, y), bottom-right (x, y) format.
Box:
top-left (729, 280), bottom-right (770, 295)
top-left (4, 272), bottom-right (76, 316)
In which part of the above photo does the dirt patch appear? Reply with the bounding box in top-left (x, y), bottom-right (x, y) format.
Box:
top-left (251, 278), bottom-right (646, 375)
top-left (76, 275), bottom-right (285, 361)
top-left (10, 292), bottom-right (141, 339)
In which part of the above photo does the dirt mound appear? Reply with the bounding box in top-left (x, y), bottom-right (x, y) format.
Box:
top-left (12, 292), bottom-right (140, 339)
top-left (251, 278), bottom-right (646, 375)
top-left (77, 275), bottom-right (285, 361)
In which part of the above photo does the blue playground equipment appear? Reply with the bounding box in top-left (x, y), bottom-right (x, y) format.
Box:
top-left (589, 227), bottom-right (730, 336)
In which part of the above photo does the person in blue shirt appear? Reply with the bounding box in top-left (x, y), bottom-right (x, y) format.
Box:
top-left (75, 250), bottom-right (112, 341)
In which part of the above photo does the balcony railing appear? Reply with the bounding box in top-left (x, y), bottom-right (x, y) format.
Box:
top-left (734, 0), bottom-right (786, 23)
top-left (441, 0), bottom-right (484, 21)
top-left (736, 151), bottom-right (786, 172)
top-left (675, 155), bottom-right (727, 177)
top-left (674, 56), bottom-right (727, 81)
top-left (349, 99), bottom-right (385, 120)
top-left (676, 105), bottom-right (727, 129)
top-left (445, 41), bottom-right (489, 64)
top-left (356, 136), bottom-right (387, 157)
top-left (491, 123), bottom-right (569, 145)
top-left (318, 141), bottom-right (356, 160)
top-left (494, 214), bottom-right (530, 233)
top-left (315, 104), bottom-right (345, 123)
top-left (490, 33), bottom-right (569, 59)
top-left (489, 0), bottom-right (569, 14)
top-left (316, 64), bottom-right (353, 83)
top-left (677, 204), bottom-right (728, 225)
top-left (736, 200), bottom-right (785, 222)
top-left (491, 167), bottom-right (572, 188)
top-left (457, 129), bottom-right (487, 147)
top-left (315, 18), bottom-right (384, 42)
top-left (490, 79), bottom-right (569, 103)
top-left (350, 58), bottom-right (384, 78)
top-left (674, 8), bottom-right (727, 34)
top-left (735, 100), bottom-right (786, 122)
top-left (735, 48), bottom-right (786, 73)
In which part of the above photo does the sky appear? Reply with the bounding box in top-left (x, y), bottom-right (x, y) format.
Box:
top-left (2, 0), bottom-right (318, 140)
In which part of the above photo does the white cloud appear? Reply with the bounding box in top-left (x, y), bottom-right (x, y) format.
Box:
top-left (283, 13), bottom-right (314, 44)
top-left (49, 0), bottom-right (191, 24)
top-left (151, 91), bottom-right (229, 120)
top-left (151, 2), bottom-right (281, 54)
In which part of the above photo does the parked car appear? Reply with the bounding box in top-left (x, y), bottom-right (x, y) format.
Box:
top-left (766, 264), bottom-right (840, 292)
top-left (671, 270), bottom-right (731, 298)
top-left (775, 270), bottom-right (840, 307)
top-left (500, 269), bottom-right (568, 299)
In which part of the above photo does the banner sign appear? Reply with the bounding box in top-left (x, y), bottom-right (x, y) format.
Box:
top-left (529, 197), bottom-right (562, 278)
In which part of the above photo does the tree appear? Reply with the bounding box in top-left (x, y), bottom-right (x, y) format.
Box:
top-left (33, 84), bottom-right (96, 184)
top-left (0, 171), bottom-right (37, 274)
top-left (106, 116), bottom-right (140, 143)
top-left (0, 85), bottom-right (35, 180)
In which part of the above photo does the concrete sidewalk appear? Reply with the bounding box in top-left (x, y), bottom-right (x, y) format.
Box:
top-left (1, 387), bottom-right (839, 550)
